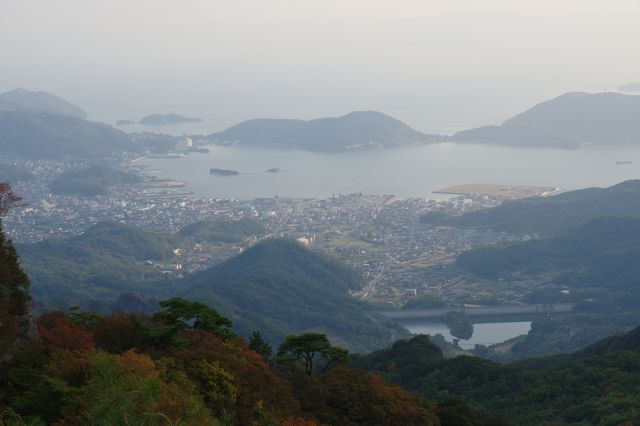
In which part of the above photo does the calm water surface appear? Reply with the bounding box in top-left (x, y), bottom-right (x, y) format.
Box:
top-left (139, 143), bottom-right (640, 199)
top-left (400, 320), bottom-right (532, 350)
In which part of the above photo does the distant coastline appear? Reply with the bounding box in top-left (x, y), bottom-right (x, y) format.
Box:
top-left (433, 184), bottom-right (561, 199)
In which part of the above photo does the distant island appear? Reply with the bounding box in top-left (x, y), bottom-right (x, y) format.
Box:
top-left (264, 168), bottom-right (280, 173)
top-left (619, 82), bottom-right (640, 92)
top-left (139, 113), bottom-right (203, 125)
top-left (453, 92), bottom-right (640, 149)
top-left (209, 168), bottom-right (240, 176)
top-left (209, 111), bottom-right (443, 152)
top-left (115, 119), bottom-right (135, 126)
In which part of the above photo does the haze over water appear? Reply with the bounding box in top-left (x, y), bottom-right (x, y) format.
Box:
top-left (140, 143), bottom-right (640, 200)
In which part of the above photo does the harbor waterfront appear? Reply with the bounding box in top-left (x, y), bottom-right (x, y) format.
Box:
top-left (138, 143), bottom-right (640, 200)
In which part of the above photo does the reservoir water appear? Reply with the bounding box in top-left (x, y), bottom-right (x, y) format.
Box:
top-left (139, 143), bottom-right (640, 200)
top-left (399, 320), bottom-right (532, 350)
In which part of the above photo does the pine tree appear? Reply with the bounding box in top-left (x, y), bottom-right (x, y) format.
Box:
top-left (249, 331), bottom-right (273, 358)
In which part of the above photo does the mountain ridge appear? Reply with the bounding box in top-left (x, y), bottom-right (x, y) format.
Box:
top-left (0, 110), bottom-right (134, 158)
top-left (0, 88), bottom-right (87, 119)
top-left (421, 179), bottom-right (640, 235)
top-left (454, 92), bottom-right (640, 148)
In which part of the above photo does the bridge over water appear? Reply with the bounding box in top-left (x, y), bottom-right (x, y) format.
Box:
top-left (379, 303), bottom-right (576, 321)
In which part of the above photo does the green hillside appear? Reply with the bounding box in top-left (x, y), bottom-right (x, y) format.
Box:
top-left (178, 217), bottom-right (264, 243)
top-left (17, 221), bottom-right (177, 302)
top-left (184, 238), bottom-right (406, 352)
top-left (355, 330), bottom-right (640, 425)
top-left (18, 219), bottom-right (267, 304)
top-left (211, 111), bottom-right (439, 152)
top-left (49, 164), bottom-right (141, 196)
top-left (455, 216), bottom-right (640, 358)
top-left (422, 180), bottom-right (640, 235)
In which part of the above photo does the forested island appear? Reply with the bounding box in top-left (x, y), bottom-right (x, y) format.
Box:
top-left (209, 168), bottom-right (240, 176)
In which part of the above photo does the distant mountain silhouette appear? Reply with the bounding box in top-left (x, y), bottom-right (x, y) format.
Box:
top-left (0, 88), bottom-right (87, 119)
top-left (0, 111), bottom-right (133, 158)
top-left (139, 113), bottom-right (203, 125)
top-left (210, 111), bottom-right (439, 151)
top-left (454, 92), bottom-right (640, 148)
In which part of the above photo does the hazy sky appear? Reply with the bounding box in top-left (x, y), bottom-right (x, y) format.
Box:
top-left (2, 0), bottom-right (639, 133)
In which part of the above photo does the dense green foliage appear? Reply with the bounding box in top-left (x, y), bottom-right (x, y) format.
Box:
top-left (442, 311), bottom-right (474, 340)
top-left (403, 292), bottom-right (446, 309)
top-left (457, 216), bottom-right (640, 279)
top-left (17, 221), bottom-right (177, 302)
top-left (249, 331), bottom-right (273, 359)
top-left (421, 180), bottom-right (640, 235)
top-left (178, 218), bottom-right (265, 243)
top-left (0, 222), bottom-right (30, 359)
top-left (457, 216), bottom-right (640, 357)
top-left (17, 219), bottom-right (265, 304)
top-left (356, 333), bottom-right (640, 425)
top-left (352, 335), bottom-right (443, 386)
top-left (184, 238), bottom-right (407, 353)
top-left (277, 333), bottom-right (349, 374)
top-left (0, 184), bottom-right (30, 359)
top-left (49, 164), bottom-right (141, 196)
top-left (154, 297), bottom-right (234, 338)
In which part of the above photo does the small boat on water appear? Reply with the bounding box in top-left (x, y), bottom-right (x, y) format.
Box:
top-left (616, 160), bottom-right (633, 165)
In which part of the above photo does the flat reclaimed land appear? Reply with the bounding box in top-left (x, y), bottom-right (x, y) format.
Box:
top-left (433, 184), bottom-right (559, 199)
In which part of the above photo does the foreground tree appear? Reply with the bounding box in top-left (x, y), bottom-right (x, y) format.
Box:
top-left (0, 182), bottom-right (29, 359)
top-left (277, 333), bottom-right (348, 375)
top-left (249, 331), bottom-right (273, 359)
top-left (153, 297), bottom-right (234, 339)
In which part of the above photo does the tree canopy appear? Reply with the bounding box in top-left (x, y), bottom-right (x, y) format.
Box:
top-left (277, 333), bottom-right (349, 375)
top-left (154, 297), bottom-right (234, 338)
